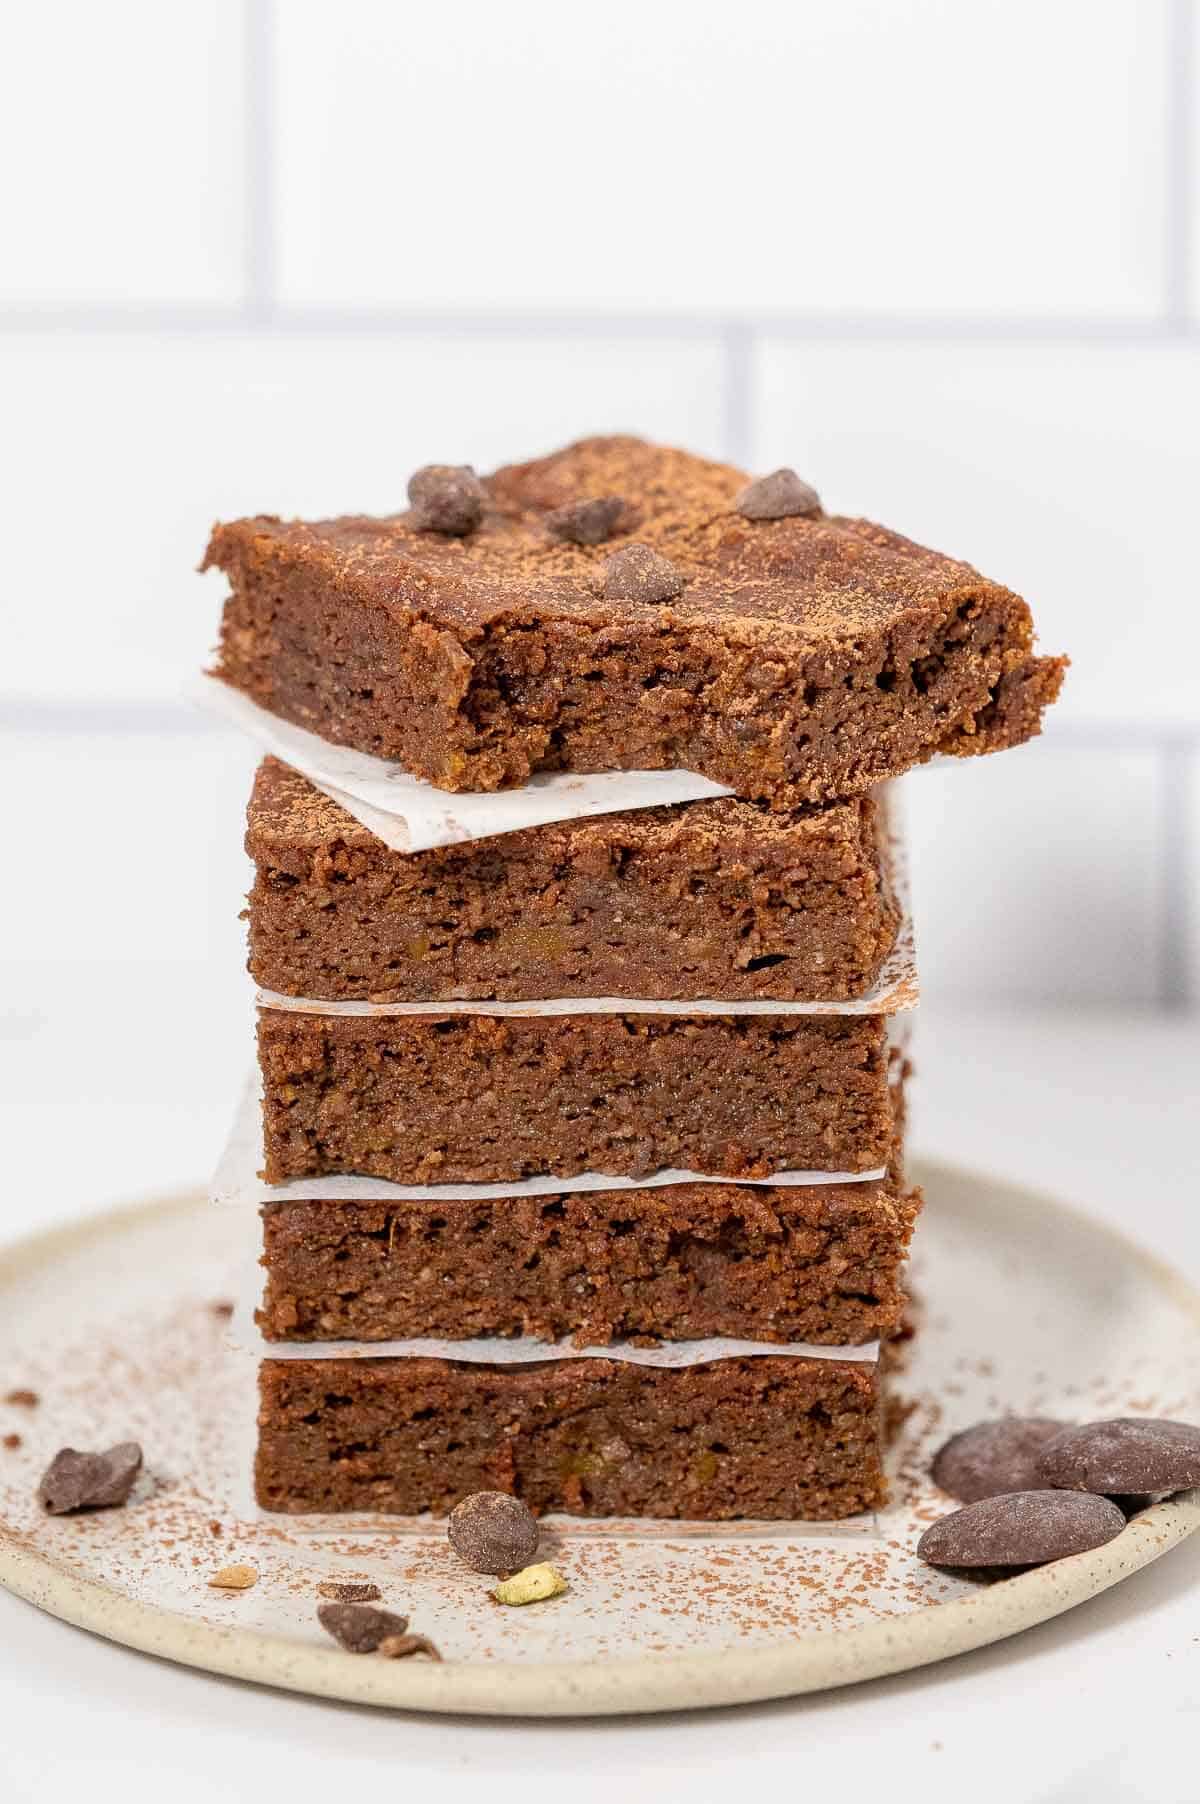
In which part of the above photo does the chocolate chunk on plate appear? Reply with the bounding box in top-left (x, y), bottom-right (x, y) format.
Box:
top-left (918, 1490), bottom-right (1126, 1569)
top-left (932, 1417), bottom-right (1069, 1502)
top-left (1036, 1418), bottom-right (1200, 1496)
top-left (38, 1442), bottom-right (143, 1515)
top-left (317, 1602), bottom-right (410, 1654)
top-left (448, 1491), bottom-right (540, 1576)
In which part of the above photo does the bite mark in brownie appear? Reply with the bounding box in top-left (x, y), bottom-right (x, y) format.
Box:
top-left (257, 1173), bottom-right (921, 1347)
top-left (254, 1354), bottom-right (887, 1520)
top-left (246, 758), bottom-right (900, 1004)
top-left (204, 436), bottom-right (1066, 808)
top-left (256, 1009), bottom-right (898, 1184)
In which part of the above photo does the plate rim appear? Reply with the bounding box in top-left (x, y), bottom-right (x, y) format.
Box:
top-left (1, 1159), bottom-right (1198, 1718)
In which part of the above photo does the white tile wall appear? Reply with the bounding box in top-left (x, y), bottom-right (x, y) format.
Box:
top-left (0, 2), bottom-right (248, 309)
top-left (1, 0), bottom-right (1197, 1009)
top-left (5, 726), bottom-right (257, 970)
top-left (904, 748), bottom-right (1166, 1006)
top-left (274, 0), bottom-right (1170, 319)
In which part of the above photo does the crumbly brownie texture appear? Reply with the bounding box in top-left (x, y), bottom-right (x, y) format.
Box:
top-left (246, 758), bottom-right (899, 1004)
top-left (257, 1172), bottom-right (920, 1347)
top-left (254, 1354), bottom-right (887, 1519)
top-left (205, 436), bottom-right (1066, 809)
top-left (256, 1009), bottom-right (897, 1183)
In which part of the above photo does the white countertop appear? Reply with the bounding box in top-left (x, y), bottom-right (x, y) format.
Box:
top-left (1, 964), bottom-right (1197, 1804)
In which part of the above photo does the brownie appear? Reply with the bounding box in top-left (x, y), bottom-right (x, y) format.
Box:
top-left (257, 1171), bottom-right (920, 1347)
top-left (246, 757), bottom-right (900, 1004)
top-left (204, 435), bottom-right (1066, 809)
top-left (257, 1009), bottom-right (898, 1183)
top-left (254, 1354), bottom-right (887, 1519)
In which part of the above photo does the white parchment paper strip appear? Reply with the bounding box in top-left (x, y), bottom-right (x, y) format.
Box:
top-left (193, 673), bottom-right (734, 852)
top-left (211, 1080), bottom-right (887, 1208)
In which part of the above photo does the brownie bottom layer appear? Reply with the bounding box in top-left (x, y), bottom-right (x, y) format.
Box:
top-left (257, 1175), bottom-right (921, 1347)
top-left (255, 1355), bottom-right (886, 1521)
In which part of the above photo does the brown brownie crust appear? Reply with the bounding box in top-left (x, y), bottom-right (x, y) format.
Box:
top-left (246, 757), bottom-right (899, 1004)
top-left (257, 1009), bottom-right (897, 1183)
top-left (254, 1354), bottom-right (886, 1519)
top-left (257, 1173), bottom-right (921, 1347)
top-left (205, 435), bottom-right (1065, 809)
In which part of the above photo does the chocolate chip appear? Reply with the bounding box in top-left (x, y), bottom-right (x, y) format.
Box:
top-left (447, 1491), bottom-right (539, 1576)
top-left (601, 543), bottom-right (684, 604)
top-left (1036, 1418), bottom-right (1200, 1496)
top-left (407, 464), bottom-right (484, 536)
top-left (546, 496), bottom-right (626, 546)
top-left (932, 1417), bottom-right (1070, 1503)
top-left (317, 1580), bottom-right (382, 1603)
top-left (317, 1602), bottom-right (409, 1654)
top-left (38, 1442), bottom-right (142, 1515)
top-left (378, 1632), bottom-right (442, 1661)
top-left (735, 468), bottom-right (821, 521)
top-left (917, 1490), bottom-right (1126, 1569)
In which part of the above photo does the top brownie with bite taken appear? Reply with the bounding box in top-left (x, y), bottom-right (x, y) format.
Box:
top-left (203, 435), bottom-right (1065, 809)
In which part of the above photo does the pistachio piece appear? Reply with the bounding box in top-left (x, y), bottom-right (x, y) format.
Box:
top-left (492, 1562), bottom-right (568, 1606)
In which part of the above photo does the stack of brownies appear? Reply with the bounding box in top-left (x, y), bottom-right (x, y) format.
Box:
top-left (203, 435), bottom-right (1064, 1523)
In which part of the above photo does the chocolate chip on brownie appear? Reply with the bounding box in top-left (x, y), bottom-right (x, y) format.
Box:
top-left (601, 543), bottom-right (684, 603)
top-left (447, 1491), bottom-right (539, 1576)
top-left (917, 1490), bottom-right (1126, 1569)
top-left (317, 1602), bottom-right (410, 1653)
top-left (932, 1417), bottom-right (1069, 1503)
top-left (38, 1441), bottom-right (143, 1515)
top-left (407, 464), bottom-right (484, 536)
top-left (736, 465), bottom-right (819, 523)
top-left (735, 468), bottom-right (821, 521)
top-left (546, 495), bottom-right (626, 546)
top-left (1035, 1418), bottom-right (1200, 1496)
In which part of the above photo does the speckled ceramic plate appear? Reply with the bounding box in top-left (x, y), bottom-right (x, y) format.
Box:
top-left (1, 1160), bottom-right (1198, 1716)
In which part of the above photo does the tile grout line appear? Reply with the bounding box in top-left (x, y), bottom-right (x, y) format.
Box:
top-left (243, 0), bottom-right (276, 324)
top-left (1160, 736), bottom-right (1196, 1010)
top-left (1165, 0), bottom-right (1196, 327)
top-left (720, 320), bottom-right (754, 465)
top-left (0, 307), bottom-right (1195, 343)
